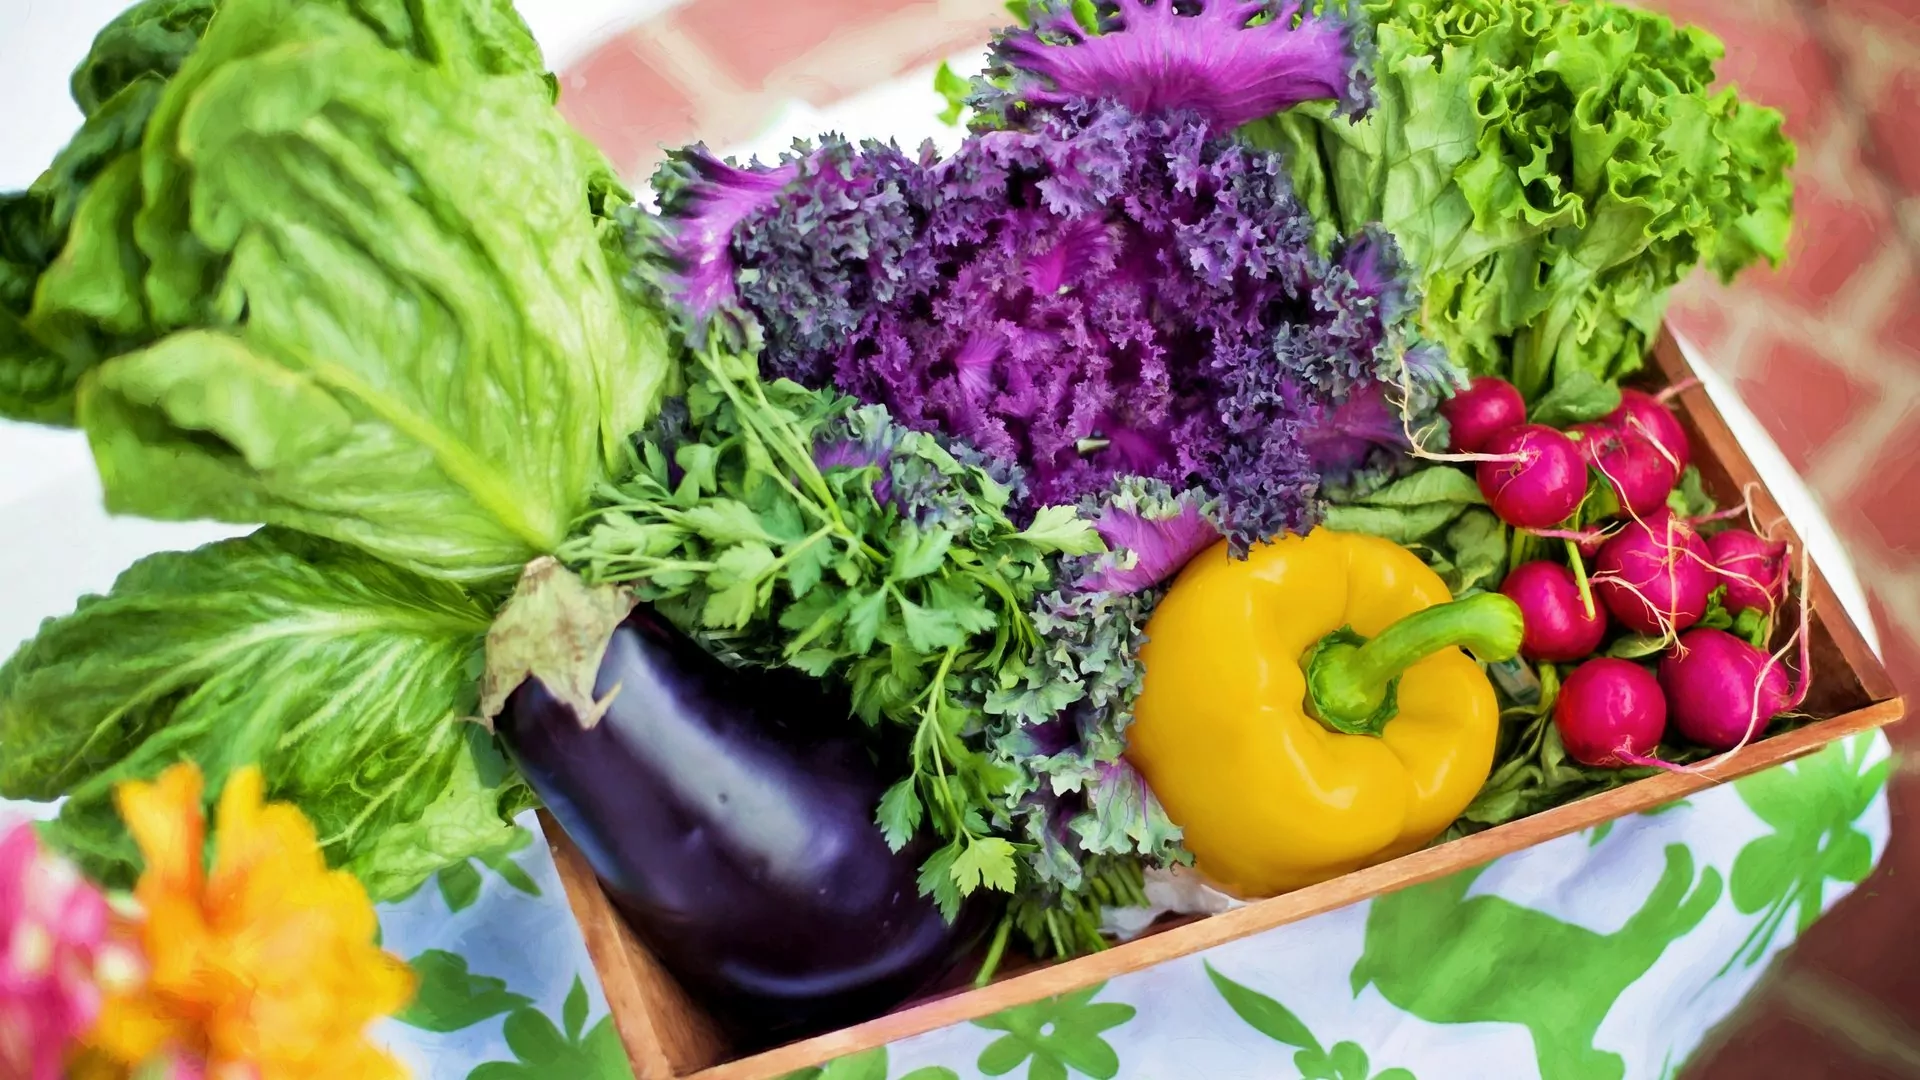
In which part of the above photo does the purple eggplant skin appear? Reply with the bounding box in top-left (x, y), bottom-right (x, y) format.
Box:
top-left (497, 605), bottom-right (992, 1047)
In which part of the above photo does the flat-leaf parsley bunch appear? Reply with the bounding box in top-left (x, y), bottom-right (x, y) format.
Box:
top-left (562, 338), bottom-right (1105, 922)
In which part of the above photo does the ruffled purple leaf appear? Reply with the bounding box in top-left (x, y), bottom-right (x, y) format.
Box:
top-left (650, 145), bottom-right (797, 331)
top-left (1301, 382), bottom-right (1410, 481)
top-left (1071, 758), bottom-right (1183, 858)
top-left (731, 100), bottom-right (1401, 547)
top-left (1077, 479), bottom-right (1219, 594)
top-left (813, 429), bottom-right (897, 508)
top-left (980, 0), bottom-right (1369, 132)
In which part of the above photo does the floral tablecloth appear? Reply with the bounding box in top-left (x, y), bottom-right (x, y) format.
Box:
top-left (2, 725), bottom-right (1891, 1079)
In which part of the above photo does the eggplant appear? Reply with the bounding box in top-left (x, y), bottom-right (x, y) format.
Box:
top-left (497, 605), bottom-right (989, 1046)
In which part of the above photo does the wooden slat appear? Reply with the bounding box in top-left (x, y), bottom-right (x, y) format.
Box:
top-left (692, 700), bottom-right (1904, 1080)
top-left (560, 327), bottom-right (1910, 1079)
top-left (541, 812), bottom-right (729, 1077)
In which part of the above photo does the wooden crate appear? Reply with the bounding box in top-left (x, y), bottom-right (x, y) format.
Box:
top-left (546, 329), bottom-right (1908, 1080)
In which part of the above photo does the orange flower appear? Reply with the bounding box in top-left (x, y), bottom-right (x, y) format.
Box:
top-left (82, 763), bottom-right (415, 1080)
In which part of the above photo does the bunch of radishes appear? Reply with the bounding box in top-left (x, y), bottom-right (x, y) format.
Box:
top-left (1440, 376), bottom-right (1808, 771)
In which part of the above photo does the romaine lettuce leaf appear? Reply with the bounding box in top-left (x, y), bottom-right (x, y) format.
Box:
top-left (0, 528), bottom-right (532, 900)
top-left (0, 0), bottom-right (213, 424)
top-left (9, 0), bottom-right (669, 585)
top-left (60, 0), bottom-right (672, 584)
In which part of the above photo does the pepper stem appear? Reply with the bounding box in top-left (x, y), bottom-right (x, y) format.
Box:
top-left (1303, 593), bottom-right (1525, 736)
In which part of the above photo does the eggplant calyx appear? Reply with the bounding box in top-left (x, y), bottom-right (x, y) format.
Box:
top-left (475, 556), bottom-right (637, 731)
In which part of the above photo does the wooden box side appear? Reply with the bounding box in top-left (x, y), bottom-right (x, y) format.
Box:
top-left (560, 331), bottom-right (1907, 1080)
top-left (542, 811), bottom-right (729, 1077)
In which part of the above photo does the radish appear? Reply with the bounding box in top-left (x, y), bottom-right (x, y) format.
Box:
top-left (1476, 424), bottom-right (1586, 529)
top-left (1707, 529), bottom-right (1789, 615)
top-left (1502, 560), bottom-right (1608, 662)
top-left (1608, 388), bottom-right (1690, 475)
top-left (1568, 421), bottom-right (1677, 517)
top-left (1555, 658), bottom-right (1669, 768)
top-left (1593, 512), bottom-right (1714, 636)
top-left (1442, 376), bottom-right (1527, 454)
top-left (1658, 628), bottom-right (1796, 750)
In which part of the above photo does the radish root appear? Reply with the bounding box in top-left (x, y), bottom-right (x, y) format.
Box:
top-left (1656, 377), bottom-right (1700, 405)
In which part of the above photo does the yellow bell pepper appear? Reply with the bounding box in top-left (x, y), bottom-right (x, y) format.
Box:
top-left (1126, 528), bottom-right (1522, 899)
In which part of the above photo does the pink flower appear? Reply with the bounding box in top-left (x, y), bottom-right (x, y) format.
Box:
top-left (0, 818), bottom-right (133, 1080)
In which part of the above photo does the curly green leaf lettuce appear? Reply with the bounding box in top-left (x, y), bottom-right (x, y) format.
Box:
top-left (1265, 0), bottom-right (1794, 400)
top-left (0, 529), bottom-right (533, 900)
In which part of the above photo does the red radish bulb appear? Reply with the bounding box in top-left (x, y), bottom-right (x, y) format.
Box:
top-left (1476, 424), bottom-right (1587, 529)
top-left (1555, 658), bottom-right (1669, 767)
top-left (1593, 512), bottom-right (1715, 636)
top-left (1707, 530), bottom-right (1789, 615)
top-left (1659, 628), bottom-right (1793, 750)
top-left (1608, 388), bottom-right (1690, 474)
top-left (1568, 421), bottom-right (1677, 517)
top-left (1502, 560), bottom-right (1609, 662)
top-left (1442, 376), bottom-right (1527, 453)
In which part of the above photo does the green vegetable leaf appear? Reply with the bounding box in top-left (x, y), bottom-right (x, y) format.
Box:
top-left (70, 0), bottom-right (673, 584)
top-left (876, 777), bottom-right (925, 853)
top-left (933, 62), bottom-right (970, 127)
top-left (889, 530), bottom-right (954, 581)
top-left (1326, 466), bottom-right (1487, 544)
top-left (1, 0), bottom-right (215, 425)
top-left (1324, 503), bottom-right (1467, 544)
top-left (1606, 635), bottom-right (1669, 660)
top-left (0, 529), bottom-right (529, 900)
top-left (1015, 505), bottom-right (1105, 556)
top-left (397, 950), bottom-right (531, 1033)
top-left (1355, 467), bottom-right (1486, 509)
top-left (951, 837), bottom-right (1020, 895)
top-left (1529, 371), bottom-right (1623, 428)
top-left (1668, 466), bottom-right (1718, 520)
top-left (1439, 509), bottom-right (1509, 594)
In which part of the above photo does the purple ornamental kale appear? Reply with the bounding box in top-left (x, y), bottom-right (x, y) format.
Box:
top-left (978, 0), bottom-right (1372, 129)
top-left (647, 0), bottom-right (1417, 551)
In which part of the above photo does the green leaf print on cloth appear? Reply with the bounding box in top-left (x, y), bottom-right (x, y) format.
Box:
top-left (397, 950), bottom-right (531, 1033)
top-left (1721, 733), bottom-right (1890, 973)
top-left (780, 1047), bottom-right (960, 1080)
top-left (467, 976), bottom-right (633, 1080)
top-left (1208, 962), bottom-right (1416, 1080)
top-left (1351, 844), bottom-right (1722, 1080)
top-left (396, 824), bottom-right (544, 913)
top-left (973, 982), bottom-right (1136, 1080)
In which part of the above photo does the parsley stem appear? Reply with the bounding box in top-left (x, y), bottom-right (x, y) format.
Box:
top-left (974, 914), bottom-right (1013, 987)
top-left (697, 348), bottom-right (845, 530)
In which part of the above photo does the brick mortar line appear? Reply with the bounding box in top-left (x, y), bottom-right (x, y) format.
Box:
top-left (1774, 969), bottom-right (1920, 1077)
top-left (628, 19), bottom-right (757, 133)
top-left (749, 8), bottom-right (1002, 106)
top-left (1798, 0), bottom-right (1920, 271)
